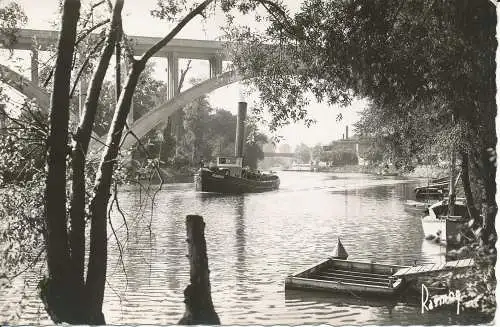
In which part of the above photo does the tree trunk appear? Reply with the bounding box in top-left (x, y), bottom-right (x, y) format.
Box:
top-left (85, 61), bottom-right (143, 323)
top-left (42, 0), bottom-right (80, 323)
top-left (460, 150), bottom-right (480, 225)
top-left (69, 2), bottom-right (124, 312)
top-left (82, 0), bottom-right (215, 321)
top-left (480, 148), bottom-right (497, 249)
top-left (179, 215), bottom-right (220, 325)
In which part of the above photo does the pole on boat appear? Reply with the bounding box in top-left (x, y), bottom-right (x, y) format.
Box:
top-left (332, 238), bottom-right (349, 260)
top-left (235, 101), bottom-right (247, 158)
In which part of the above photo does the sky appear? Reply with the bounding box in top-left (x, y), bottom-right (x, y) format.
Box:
top-left (3, 0), bottom-right (367, 149)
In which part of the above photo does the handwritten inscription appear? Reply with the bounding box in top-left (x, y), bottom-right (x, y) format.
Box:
top-left (421, 284), bottom-right (462, 315)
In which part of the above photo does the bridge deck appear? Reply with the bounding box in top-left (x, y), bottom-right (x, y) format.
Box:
top-left (392, 258), bottom-right (474, 279)
top-left (9, 29), bottom-right (226, 60)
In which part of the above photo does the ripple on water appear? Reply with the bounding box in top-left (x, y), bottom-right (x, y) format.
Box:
top-left (1, 173), bottom-right (488, 325)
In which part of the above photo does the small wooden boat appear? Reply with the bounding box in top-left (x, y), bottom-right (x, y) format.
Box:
top-left (285, 258), bottom-right (410, 296)
top-left (285, 238), bottom-right (409, 296)
top-left (430, 176), bottom-right (449, 184)
top-left (414, 185), bottom-right (447, 199)
top-left (403, 200), bottom-right (430, 216)
top-left (414, 175), bottom-right (458, 199)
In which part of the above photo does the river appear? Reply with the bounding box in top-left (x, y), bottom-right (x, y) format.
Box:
top-left (1, 171), bottom-right (489, 325)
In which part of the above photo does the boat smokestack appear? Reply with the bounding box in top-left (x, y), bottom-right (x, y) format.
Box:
top-left (235, 101), bottom-right (247, 157)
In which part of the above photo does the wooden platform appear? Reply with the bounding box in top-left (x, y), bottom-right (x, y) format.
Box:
top-left (392, 258), bottom-right (474, 280)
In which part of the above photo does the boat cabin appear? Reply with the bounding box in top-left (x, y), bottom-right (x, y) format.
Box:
top-left (215, 156), bottom-right (243, 178)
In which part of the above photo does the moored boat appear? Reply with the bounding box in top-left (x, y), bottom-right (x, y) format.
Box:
top-left (414, 185), bottom-right (447, 199)
top-left (285, 258), bottom-right (409, 296)
top-left (421, 198), bottom-right (468, 245)
top-left (403, 200), bottom-right (431, 216)
top-left (284, 163), bottom-right (312, 171)
top-left (285, 239), bottom-right (409, 296)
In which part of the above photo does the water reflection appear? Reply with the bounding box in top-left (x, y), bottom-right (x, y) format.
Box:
top-left (234, 196), bottom-right (247, 287)
top-left (285, 289), bottom-right (399, 309)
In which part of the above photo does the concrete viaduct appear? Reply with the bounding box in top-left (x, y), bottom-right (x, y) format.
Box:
top-left (0, 28), bottom-right (241, 150)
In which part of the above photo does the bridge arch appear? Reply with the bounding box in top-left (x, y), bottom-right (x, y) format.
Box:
top-left (119, 70), bottom-right (242, 149)
top-left (0, 63), bottom-right (49, 112)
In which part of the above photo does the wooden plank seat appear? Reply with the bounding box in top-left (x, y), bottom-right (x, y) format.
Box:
top-left (308, 268), bottom-right (394, 287)
top-left (307, 274), bottom-right (393, 287)
top-left (323, 267), bottom-right (391, 278)
top-left (316, 271), bottom-right (391, 282)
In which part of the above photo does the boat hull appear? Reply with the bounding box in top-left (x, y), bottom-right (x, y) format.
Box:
top-left (285, 258), bottom-right (409, 296)
top-left (421, 200), bottom-right (468, 245)
top-left (421, 215), bottom-right (467, 246)
top-left (403, 200), bottom-right (430, 216)
top-left (195, 168), bottom-right (280, 194)
top-left (421, 216), bottom-right (447, 244)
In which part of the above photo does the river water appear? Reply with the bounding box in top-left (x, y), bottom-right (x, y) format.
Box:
top-left (1, 171), bottom-right (489, 325)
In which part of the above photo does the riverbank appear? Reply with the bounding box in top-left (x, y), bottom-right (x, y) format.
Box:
top-left (314, 165), bottom-right (375, 174)
top-left (130, 166), bottom-right (194, 184)
top-left (309, 164), bottom-right (448, 179)
top-left (159, 167), bottom-right (195, 183)
top-left (401, 165), bottom-right (448, 179)
top-left (134, 164), bottom-right (448, 184)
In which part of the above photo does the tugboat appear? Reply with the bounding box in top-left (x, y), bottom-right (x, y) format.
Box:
top-left (194, 102), bottom-right (280, 194)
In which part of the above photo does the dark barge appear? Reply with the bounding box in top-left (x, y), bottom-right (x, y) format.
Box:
top-left (195, 157), bottom-right (280, 193)
top-left (194, 101), bottom-right (280, 194)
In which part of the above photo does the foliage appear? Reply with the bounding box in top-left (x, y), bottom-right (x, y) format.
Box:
top-left (229, 0), bottom-right (496, 314)
top-left (294, 143), bottom-right (310, 163)
top-left (0, 177), bottom-right (45, 275)
top-left (311, 143), bottom-right (323, 161)
top-left (181, 96), bottom-right (212, 164)
top-left (0, 101), bottom-right (47, 285)
top-left (323, 151), bottom-right (358, 166)
top-left (0, 104), bottom-right (47, 183)
top-left (230, 0), bottom-right (496, 165)
top-left (0, 0), bottom-right (27, 49)
top-left (243, 116), bottom-right (267, 169)
top-left (94, 63), bottom-right (169, 136)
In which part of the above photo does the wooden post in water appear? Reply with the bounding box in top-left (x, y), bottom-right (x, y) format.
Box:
top-left (179, 215), bottom-right (220, 325)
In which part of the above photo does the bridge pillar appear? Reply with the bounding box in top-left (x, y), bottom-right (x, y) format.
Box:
top-left (30, 49), bottom-right (39, 86)
top-left (167, 52), bottom-right (179, 98)
top-left (209, 56), bottom-right (222, 78)
top-left (167, 52), bottom-right (183, 155)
